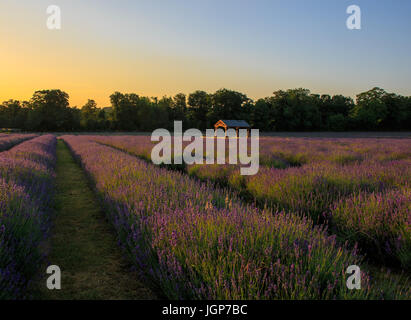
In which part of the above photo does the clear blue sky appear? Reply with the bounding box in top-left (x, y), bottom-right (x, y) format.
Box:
top-left (1, 0), bottom-right (410, 106)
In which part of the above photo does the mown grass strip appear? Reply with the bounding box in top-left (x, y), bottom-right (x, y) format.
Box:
top-left (36, 140), bottom-right (155, 300)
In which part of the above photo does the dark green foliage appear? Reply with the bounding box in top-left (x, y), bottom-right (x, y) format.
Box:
top-left (0, 87), bottom-right (410, 132)
top-left (187, 90), bottom-right (212, 129)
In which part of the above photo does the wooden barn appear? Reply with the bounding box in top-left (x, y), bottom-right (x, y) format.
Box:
top-left (214, 120), bottom-right (251, 137)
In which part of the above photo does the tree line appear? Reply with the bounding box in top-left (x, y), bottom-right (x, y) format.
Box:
top-left (0, 87), bottom-right (410, 132)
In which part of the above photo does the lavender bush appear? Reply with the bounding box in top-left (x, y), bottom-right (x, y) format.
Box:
top-left (0, 134), bottom-right (37, 152)
top-left (0, 135), bottom-right (56, 299)
top-left (89, 136), bottom-right (411, 272)
top-left (330, 188), bottom-right (411, 270)
top-left (62, 135), bottom-right (409, 299)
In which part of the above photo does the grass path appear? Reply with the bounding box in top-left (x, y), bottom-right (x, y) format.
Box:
top-left (36, 140), bottom-right (156, 300)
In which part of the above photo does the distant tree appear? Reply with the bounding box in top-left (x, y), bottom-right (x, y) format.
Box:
top-left (266, 89), bottom-right (321, 131)
top-left (110, 92), bottom-right (139, 130)
top-left (172, 93), bottom-right (187, 123)
top-left (110, 92), bottom-right (172, 131)
top-left (406, 96), bottom-right (411, 129)
top-left (25, 104), bottom-right (43, 131)
top-left (252, 99), bottom-right (275, 130)
top-left (97, 108), bottom-right (107, 124)
top-left (0, 100), bottom-right (28, 129)
top-left (327, 114), bottom-right (347, 131)
top-left (187, 90), bottom-right (211, 129)
top-left (380, 93), bottom-right (409, 130)
top-left (330, 95), bottom-right (354, 116)
top-left (28, 89), bottom-right (71, 131)
top-left (154, 99), bottom-right (170, 130)
top-left (157, 96), bottom-right (173, 129)
top-left (137, 96), bottom-right (157, 131)
top-left (0, 105), bottom-right (6, 128)
top-left (1, 87), bottom-right (410, 132)
top-left (208, 89), bottom-right (252, 126)
top-left (81, 99), bottom-right (103, 130)
top-left (350, 87), bottom-right (388, 130)
top-left (317, 94), bottom-right (354, 130)
top-left (68, 107), bottom-right (82, 131)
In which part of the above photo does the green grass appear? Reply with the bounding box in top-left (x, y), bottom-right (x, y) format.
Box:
top-left (34, 140), bottom-right (156, 300)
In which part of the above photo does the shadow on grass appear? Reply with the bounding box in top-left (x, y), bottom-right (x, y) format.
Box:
top-left (33, 140), bottom-right (157, 300)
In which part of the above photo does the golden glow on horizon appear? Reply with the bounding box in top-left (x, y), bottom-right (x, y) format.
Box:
top-left (0, 1), bottom-right (379, 109)
top-left (1, 1), bottom-right (411, 110)
top-left (0, 37), bottom-right (285, 108)
top-left (0, 2), bottom-right (342, 108)
top-left (0, 31), bottom-right (279, 108)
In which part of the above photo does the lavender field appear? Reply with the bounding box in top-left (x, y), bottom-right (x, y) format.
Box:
top-left (0, 134), bottom-right (38, 152)
top-left (91, 136), bottom-right (411, 271)
top-left (74, 135), bottom-right (410, 299)
top-left (0, 135), bottom-right (56, 299)
top-left (0, 134), bottom-right (410, 299)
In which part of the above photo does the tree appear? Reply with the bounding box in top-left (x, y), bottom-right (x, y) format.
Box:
top-left (351, 87), bottom-right (388, 130)
top-left (406, 96), bottom-right (411, 129)
top-left (380, 93), bottom-right (408, 130)
top-left (81, 99), bottom-right (101, 130)
top-left (1, 87), bottom-right (409, 132)
top-left (0, 100), bottom-right (28, 129)
top-left (208, 89), bottom-right (252, 126)
top-left (265, 89), bottom-right (321, 131)
top-left (172, 93), bottom-right (187, 123)
top-left (187, 90), bottom-right (211, 129)
top-left (252, 99), bottom-right (275, 130)
top-left (68, 107), bottom-right (82, 131)
top-left (317, 94), bottom-right (353, 130)
top-left (153, 98), bottom-right (170, 130)
top-left (28, 89), bottom-right (71, 131)
top-left (110, 92), bottom-right (139, 130)
top-left (327, 114), bottom-right (347, 131)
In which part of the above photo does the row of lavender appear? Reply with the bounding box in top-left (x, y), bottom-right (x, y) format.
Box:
top-left (0, 135), bottom-right (57, 299)
top-left (62, 135), bottom-right (409, 299)
top-left (90, 136), bottom-right (411, 271)
top-left (91, 135), bottom-right (411, 167)
top-left (0, 134), bottom-right (38, 152)
top-left (258, 137), bottom-right (411, 167)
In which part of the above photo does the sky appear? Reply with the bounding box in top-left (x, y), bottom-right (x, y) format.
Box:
top-left (1, 0), bottom-right (410, 107)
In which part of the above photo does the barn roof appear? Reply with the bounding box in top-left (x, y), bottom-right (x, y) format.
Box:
top-left (218, 120), bottom-right (250, 127)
